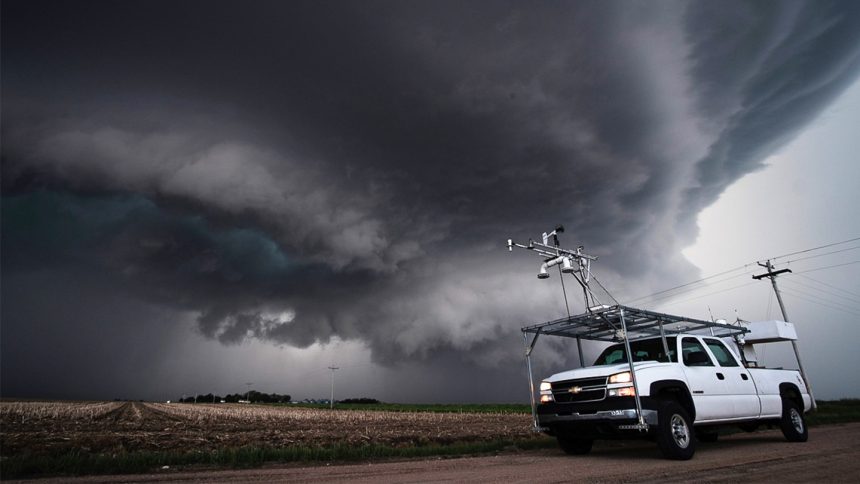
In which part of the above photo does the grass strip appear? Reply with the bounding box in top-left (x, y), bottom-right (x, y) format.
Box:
top-left (0, 438), bottom-right (556, 479)
top-left (806, 399), bottom-right (860, 425)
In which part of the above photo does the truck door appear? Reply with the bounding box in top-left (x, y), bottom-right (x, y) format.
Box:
top-left (680, 337), bottom-right (733, 421)
top-left (703, 338), bottom-right (760, 419)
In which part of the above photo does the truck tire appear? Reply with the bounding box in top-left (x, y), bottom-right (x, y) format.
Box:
top-left (656, 400), bottom-right (696, 460)
top-left (780, 398), bottom-right (808, 442)
top-left (557, 436), bottom-right (593, 455)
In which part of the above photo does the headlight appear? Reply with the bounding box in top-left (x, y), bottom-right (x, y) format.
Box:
top-left (539, 381), bottom-right (552, 392)
top-left (608, 371), bottom-right (632, 384)
top-left (608, 386), bottom-right (636, 397)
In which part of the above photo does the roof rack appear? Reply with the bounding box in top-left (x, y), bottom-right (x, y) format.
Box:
top-left (522, 304), bottom-right (748, 342)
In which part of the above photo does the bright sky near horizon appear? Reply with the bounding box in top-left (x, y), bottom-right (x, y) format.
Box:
top-left (677, 77), bottom-right (860, 399)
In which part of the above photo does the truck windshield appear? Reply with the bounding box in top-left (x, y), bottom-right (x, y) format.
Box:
top-left (593, 337), bottom-right (677, 365)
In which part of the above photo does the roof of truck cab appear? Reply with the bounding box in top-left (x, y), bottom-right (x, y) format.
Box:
top-left (521, 304), bottom-right (748, 342)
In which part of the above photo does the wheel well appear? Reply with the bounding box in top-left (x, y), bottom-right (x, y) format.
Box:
top-left (779, 383), bottom-right (803, 408)
top-left (651, 380), bottom-right (695, 421)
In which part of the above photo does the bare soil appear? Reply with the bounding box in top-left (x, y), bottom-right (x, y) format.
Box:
top-left (0, 401), bottom-right (537, 457)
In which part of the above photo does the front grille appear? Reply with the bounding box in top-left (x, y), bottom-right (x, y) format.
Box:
top-left (551, 376), bottom-right (608, 403)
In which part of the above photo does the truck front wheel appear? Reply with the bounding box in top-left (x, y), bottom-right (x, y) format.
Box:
top-left (780, 398), bottom-right (808, 442)
top-left (656, 400), bottom-right (696, 460)
top-left (557, 435), bottom-right (593, 455)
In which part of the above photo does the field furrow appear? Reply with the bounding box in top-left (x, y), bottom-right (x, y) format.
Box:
top-left (0, 401), bottom-right (537, 458)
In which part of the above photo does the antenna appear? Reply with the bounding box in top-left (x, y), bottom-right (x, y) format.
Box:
top-left (707, 306), bottom-right (715, 336)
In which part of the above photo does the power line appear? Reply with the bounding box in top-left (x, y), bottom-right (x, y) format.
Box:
top-left (780, 280), bottom-right (860, 311)
top-left (630, 238), bottom-right (860, 305)
top-left (627, 264), bottom-right (751, 304)
top-left (779, 287), bottom-right (860, 317)
top-left (641, 270), bottom-right (756, 305)
top-left (780, 283), bottom-right (860, 315)
top-left (794, 260), bottom-right (860, 274)
top-left (780, 288), bottom-right (860, 317)
top-left (657, 281), bottom-right (760, 308)
top-left (796, 273), bottom-right (860, 299)
top-left (770, 236), bottom-right (860, 262)
top-left (783, 245), bottom-right (860, 264)
top-left (781, 278), bottom-right (860, 306)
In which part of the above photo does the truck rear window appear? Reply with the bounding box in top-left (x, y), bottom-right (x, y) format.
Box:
top-left (704, 339), bottom-right (740, 367)
top-left (593, 337), bottom-right (677, 365)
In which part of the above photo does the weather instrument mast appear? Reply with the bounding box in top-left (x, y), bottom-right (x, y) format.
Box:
top-left (507, 224), bottom-right (606, 312)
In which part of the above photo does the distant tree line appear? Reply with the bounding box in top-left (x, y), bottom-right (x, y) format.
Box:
top-left (340, 398), bottom-right (380, 404)
top-left (176, 391), bottom-right (291, 403)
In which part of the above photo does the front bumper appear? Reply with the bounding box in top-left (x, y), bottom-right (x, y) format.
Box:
top-left (537, 397), bottom-right (657, 437)
top-left (539, 408), bottom-right (657, 425)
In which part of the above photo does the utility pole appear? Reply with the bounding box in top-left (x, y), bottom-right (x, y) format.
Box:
top-left (245, 382), bottom-right (254, 402)
top-left (753, 260), bottom-right (816, 410)
top-left (328, 366), bottom-right (339, 409)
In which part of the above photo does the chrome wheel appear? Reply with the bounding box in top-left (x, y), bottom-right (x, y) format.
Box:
top-left (790, 408), bottom-right (804, 434)
top-left (657, 401), bottom-right (696, 459)
top-left (779, 399), bottom-right (808, 443)
top-left (671, 414), bottom-right (690, 449)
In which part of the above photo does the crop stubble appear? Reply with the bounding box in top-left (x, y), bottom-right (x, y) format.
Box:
top-left (0, 401), bottom-right (537, 458)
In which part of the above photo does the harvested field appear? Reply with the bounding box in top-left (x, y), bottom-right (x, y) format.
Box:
top-left (0, 401), bottom-right (538, 460)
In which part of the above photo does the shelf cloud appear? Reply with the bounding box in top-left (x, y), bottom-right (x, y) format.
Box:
top-left (3, 0), bottom-right (859, 399)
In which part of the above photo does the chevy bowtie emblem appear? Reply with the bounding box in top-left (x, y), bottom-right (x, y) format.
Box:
top-left (569, 386), bottom-right (583, 394)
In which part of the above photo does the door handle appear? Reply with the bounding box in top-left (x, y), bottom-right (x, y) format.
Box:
top-left (741, 374), bottom-right (749, 381)
top-left (716, 373), bottom-right (725, 380)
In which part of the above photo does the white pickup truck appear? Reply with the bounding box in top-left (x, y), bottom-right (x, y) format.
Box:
top-left (536, 327), bottom-right (812, 460)
top-left (508, 231), bottom-right (814, 460)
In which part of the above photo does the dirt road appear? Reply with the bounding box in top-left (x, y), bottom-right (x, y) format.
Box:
top-left (16, 422), bottom-right (859, 483)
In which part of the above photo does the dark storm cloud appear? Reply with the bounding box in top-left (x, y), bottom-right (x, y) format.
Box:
top-left (3, 0), bottom-right (860, 398)
top-left (679, 0), bottom-right (860, 229)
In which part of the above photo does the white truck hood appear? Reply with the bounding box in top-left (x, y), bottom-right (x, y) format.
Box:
top-left (545, 361), bottom-right (662, 382)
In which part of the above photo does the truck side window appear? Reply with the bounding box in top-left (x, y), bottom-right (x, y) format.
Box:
top-left (602, 349), bottom-right (626, 364)
top-left (704, 340), bottom-right (739, 367)
top-left (681, 338), bottom-right (713, 367)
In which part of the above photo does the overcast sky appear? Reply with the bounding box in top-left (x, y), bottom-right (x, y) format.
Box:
top-left (2, 0), bottom-right (860, 403)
